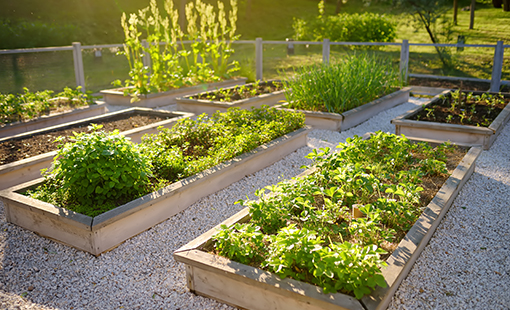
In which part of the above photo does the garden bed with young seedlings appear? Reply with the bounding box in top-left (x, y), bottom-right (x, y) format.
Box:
top-left (277, 55), bottom-right (410, 131)
top-left (0, 87), bottom-right (104, 138)
top-left (176, 80), bottom-right (285, 114)
top-left (174, 132), bottom-right (481, 310)
top-left (0, 107), bottom-right (308, 255)
top-left (393, 90), bottom-right (510, 150)
top-left (0, 112), bottom-right (171, 165)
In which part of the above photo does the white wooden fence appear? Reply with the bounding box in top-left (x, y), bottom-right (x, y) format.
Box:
top-left (0, 38), bottom-right (508, 93)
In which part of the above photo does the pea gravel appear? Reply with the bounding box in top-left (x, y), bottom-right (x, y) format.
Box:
top-left (1, 97), bottom-right (509, 310)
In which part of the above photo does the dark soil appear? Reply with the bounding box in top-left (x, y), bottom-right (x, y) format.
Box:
top-left (411, 92), bottom-right (510, 126)
top-left (0, 114), bottom-right (168, 165)
top-left (410, 77), bottom-right (510, 92)
top-left (189, 81), bottom-right (283, 101)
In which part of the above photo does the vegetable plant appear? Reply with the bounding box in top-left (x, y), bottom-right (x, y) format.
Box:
top-left (29, 107), bottom-right (305, 217)
top-left (0, 87), bottom-right (96, 125)
top-left (212, 132), bottom-right (458, 299)
top-left (189, 80), bottom-right (283, 102)
top-left (29, 124), bottom-right (153, 217)
top-left (414, 91), bottom-right (509, 126)
top-left (280, 54), bottom-right (401, 114)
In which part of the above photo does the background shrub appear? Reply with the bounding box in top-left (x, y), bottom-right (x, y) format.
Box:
top-left (293, 1), bottom-right (396, 43)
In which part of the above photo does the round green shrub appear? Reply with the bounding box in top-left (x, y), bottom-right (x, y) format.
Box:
top-left (32, 124), bottom-right (153, 216)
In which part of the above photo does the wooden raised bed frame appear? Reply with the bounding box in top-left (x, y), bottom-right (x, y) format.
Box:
top-left (0, 102), bottom-right (107, 139)
top-left (174, 145), bottom-right (482, 310)
top-left (276, 87), bottom-right (411, 131)
top-left (0, 127), bottom-right (309, 256)
top-left (100, 78), bottom-right (247, 108)
top-left (0, 108), bottom-right (193, 191)
top-left (175, 80), bottom-right (285, 115)
top-left (392, 90), bottom-right (510, 150)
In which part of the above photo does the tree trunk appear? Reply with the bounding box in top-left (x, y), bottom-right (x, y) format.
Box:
top-left (469, 0), bottom-right (475, 30)
top-left (335, 0), bottom-right (342, 14)
top-left (503, 0), bottom-right (510, 11)
top-left (453, 0), bottom-right (458, 25)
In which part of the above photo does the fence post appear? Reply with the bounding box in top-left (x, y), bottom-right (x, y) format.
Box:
top-left (400, 40), bottom-right (409, 83)
top-left (322, 39), bottom-right (330, 64)
top-left (490, 41), bottom-right (504, 92)
top-left (72, 42), bottom-right (86, 93)
top-left (256, 37), bottom-right (263, 81)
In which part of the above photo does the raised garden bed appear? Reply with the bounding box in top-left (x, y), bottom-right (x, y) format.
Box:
top-left (0, 108), bottom-right (193, 190)
top-left (100, 78), bottom-right (247, 108)
top-left (174, 134), bottom-right (481, 310)
top-left (392, 90), bottom-right (510, 150)
top-left (277, 88), bottom-right (411, 131)
top-left (0, 102), bottom-right (107, 139)
top-left (176, 80), bottom-right (285, 114)
top-left (0, 126), bottom-right (309, 256)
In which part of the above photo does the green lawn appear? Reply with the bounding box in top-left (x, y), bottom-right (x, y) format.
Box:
top-left (0, 0), bottom-right (508, 93)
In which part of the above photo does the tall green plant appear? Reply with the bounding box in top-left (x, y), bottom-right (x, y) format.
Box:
top-left (115, 0), bottom-right (240, 99)
top-left (281, 54), bottom-right (401, 114)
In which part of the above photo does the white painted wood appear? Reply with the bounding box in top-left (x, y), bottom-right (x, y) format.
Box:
top-left (175, 81), bottom-right (286, 114)
top-left (100, 78), bottom-right (247, 108)
top-left (0, 110), bottom-right (193, 190)
top-left (322, 39), bottom-right (330, 64)
top-left (72, 42), bottom-right (86, 92)
top-left (277, 88), bottom-right (410, 132)
top-left (0, 103), bottom-right (107, 138)
top-left (400, 40), bottom-right (409, 82)
top-left (392, 90), bottom-right (510, 150)
top-left (409, 86), bottom-right (450, 96)
top-left (490, 41), bottom-right (504, 92)
top-left (0, 127), bottom-right (309, 255)
top-left (174, 146), bottom-right (480, 310)
top-left (256, 38), bottom-right (263, 81)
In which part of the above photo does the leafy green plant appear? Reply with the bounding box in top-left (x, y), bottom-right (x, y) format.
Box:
top-left (293, 1), bottom-right (396, 45)
top-left (28, 107), bottom-right (304, 217)
top-left (213, 131), bottom-right (457, 299)
top-left (0, 87), bottom-right (96, 125)
top-left (280, 54), bottom-right (401, 114)
top-left (213, 223), bottom-right (266, 265)
top-left (190, 81), bottom-right (283, 102)
top-left (114, 0), bottom-right (240, 99)
top-left (29, 124), bottom-right (153, 217)
top-left (141, 106), bottom-right (305, 182)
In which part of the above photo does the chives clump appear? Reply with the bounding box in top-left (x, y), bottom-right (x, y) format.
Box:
top-left (281, 54), bottom-right (401, 114)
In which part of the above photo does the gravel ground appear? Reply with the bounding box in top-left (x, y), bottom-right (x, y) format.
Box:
top-left (1, 97), bottom-right (509, 310)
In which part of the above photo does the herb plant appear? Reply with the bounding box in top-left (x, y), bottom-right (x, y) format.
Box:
top-left (140, 106), bottom-right (305, 182)
top-left (0, 87), bottom-right (96, 125)
top-left (115, 0), bottom-right (240, 99)
top-left (213, 132), bottom-right (457, 299)
top-left (280, 54), bottom-right (401, 114)
top-left (29, 124), bottom-right (153, 217)
top-left (29, 107), bottom-right (305, 217)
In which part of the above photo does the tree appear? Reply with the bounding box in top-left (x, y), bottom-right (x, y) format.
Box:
top-left (469, 0), bottom-right (475, 30)
top-left (380, 0), bottom-right (452, 67)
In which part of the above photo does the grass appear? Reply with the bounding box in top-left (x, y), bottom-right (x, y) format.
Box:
top-left (0, 0), bottom-right (508, 93)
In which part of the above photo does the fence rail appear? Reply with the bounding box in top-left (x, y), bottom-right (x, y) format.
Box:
top-left (0, 38), bottom-right (507, 93)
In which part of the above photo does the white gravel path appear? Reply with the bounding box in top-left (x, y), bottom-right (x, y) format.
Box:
top-left (1, 97), bottom-right (509, 310)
